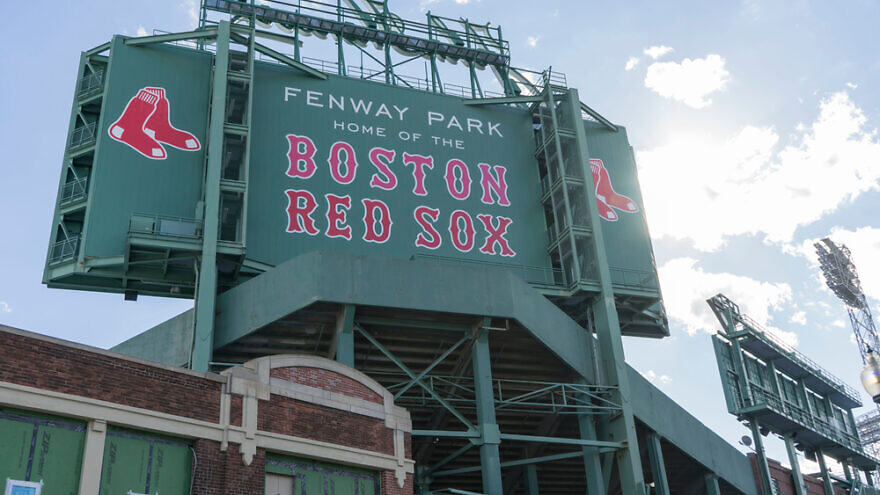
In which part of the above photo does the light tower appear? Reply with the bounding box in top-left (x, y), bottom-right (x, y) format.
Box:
top-left (815, 238), bottom-right (880, 362)
top-left (814, 237), bottom-right (880, 462)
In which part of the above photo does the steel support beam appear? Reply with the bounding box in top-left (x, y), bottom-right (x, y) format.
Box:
top-left (749, 419), bottom-right (774, 495)
top-left (524, 465), bottom-right (539, 495)
top-left (356, 325), bottom-right (476, 431)
top-left (332, 304), bottom-right (355, 367)
top-left (579, 102), bottom-right (617, 132)
top-left (566, 87), bottom-right (646, 495)
top-left (247, 38), bottom-right (327, 80)
top-left (473, 318), bottom-right (503, 494)
top-left (434, 451), bottom-right (586, 477)
top-left (705, 473), bottom-right (722, 495)
top-left (783, 434), bottom-right (806, 495)
top-left (578, 413), bottom-right (606, 495)
top-left (498, 434), bottom-right (622, 449)
top-left (462, 95), bottom-right (544, 106)
top-left (125, 28), bottom-right (217, 46)
top-left (816, 448), bottom-right (835, 495)
top-left (191, 20), bottom-right (230, 371)
top-left (646, 432), bottom-right (670, 495)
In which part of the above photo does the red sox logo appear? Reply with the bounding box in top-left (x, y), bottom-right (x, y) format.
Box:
top-left (108, 87), bottom-right (200, 159)
top-left (590, 158), bottom-right (638, 222)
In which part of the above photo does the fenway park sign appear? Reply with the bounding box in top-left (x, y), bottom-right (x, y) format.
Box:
top-left (283, 134), bottom-right (516, 257)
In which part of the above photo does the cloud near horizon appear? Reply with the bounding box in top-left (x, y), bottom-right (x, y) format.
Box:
top-left (638, 90), bottom-right (880, 252)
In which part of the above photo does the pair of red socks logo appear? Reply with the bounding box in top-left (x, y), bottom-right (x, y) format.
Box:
top-left (590, 159), bottom-right (638, 222)
top-left (108, 87), bottom-right (200, 159)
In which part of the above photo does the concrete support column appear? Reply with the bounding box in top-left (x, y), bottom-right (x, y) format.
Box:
top-left (749, 419), bottom-right (774, 495)
top-left (77, 419), bottom-right (107, 494)
top-left (705, 473), bottom-right (722, 495)
top-left (577, 413), bottom-right (606, 495)
top-left (332, 304), bottom-right (355, 367)
top-left (524, 464), bottom-right (539, 495)
top-left (472, 320), bottom-right (502, 494)
top-left (646, 432), bottom-right (670, 495)
top-left (191, 20), bottom-right (231, 371)
top-left (815, 448), bottom-right (835, 495)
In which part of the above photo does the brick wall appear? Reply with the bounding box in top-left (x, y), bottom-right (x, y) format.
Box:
top-left (382, 471), bottom-right (414, 495)
top-left (0, 328), bottom-right (412, 495)
top-left (749, 454), bottom-right (849, 495)
top-left (0, 330), bottom-right (221, 422)
top-left (191, 440), bottom-right (266, 494)
top-left (271, 366), bottom-right (383, 404)
top-left (258, 394), bottom-right (394, 455)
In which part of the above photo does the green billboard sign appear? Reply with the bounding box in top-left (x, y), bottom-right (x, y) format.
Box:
top-left (247, 63), bottom-right (548, 268)
top-left (83, 39), bottom-right (211, 259)
top-left (48, 37), bottom-right (664, 335)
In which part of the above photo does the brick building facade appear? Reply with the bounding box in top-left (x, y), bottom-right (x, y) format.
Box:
top-left (0, 324), bottom-right (413, 493)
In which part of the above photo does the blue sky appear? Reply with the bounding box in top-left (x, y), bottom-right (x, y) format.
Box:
top-left (2, 0), bottom-right (879, 476)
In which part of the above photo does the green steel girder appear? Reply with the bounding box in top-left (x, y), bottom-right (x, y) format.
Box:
top-left (355, 324), bottom-right (477, 432)
top-left (191, 20), bottom-right (231, 371)
top-left (124, 28), bottom-right (218, 46)
top-left (432, 450), bottom-right (612, 478)
top-left (646, 432), bottom-right (670, 495)
top-left (393, 333), bottom-right (471, 400)
top-left (580, 102), bottom-right (617, 132)
top-left (241, 35), bottom-right (328, 80)
top-left (84, 42), bottom-right (111, 56)
top-left (498, 433), bottom-right (624, 450)
top-left (566, 86), bottom-right (647, 495)
top-left (462, 95), bottom-right (544, 106)
top-left (211, 251), bottom-right (597, 382)
top-left (472, 320), bottom-right (502, 493)
top-left (332, 304), bottom-right (355, 366)
top-left (412, 430), bottom-right (479, 439)
top-left (423, 442), bottom-right (476, 478)
top-left (355, 316), bottom-right (474, 332)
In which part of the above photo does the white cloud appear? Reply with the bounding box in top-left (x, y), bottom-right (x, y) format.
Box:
top-left (180, 0), bottom-right (199, 28)
top-left (136, 25), bottom-right (148, 37)
top-left (639, 91), bottom-right (880, 251)
top-left (644, 54), bottom-right (729, 108)
top-left (833, 319), bottom-right (847, 328)
top-left (0, 301), bottom-right (10, 313)
top-left (625, 56), bottom-right (639, 71)
top-left (658, 258), bottom-right (798, 346)
top-left (643, 45), bottom-right (674, 59)
top-left (527, 36), bottom-right (540, 47)
top-left (640, 369), bottom-right (672, 385)
top-left (846, 82), bottom-right (858, 89)
top-left (790, 311), bottom-right (807, 325)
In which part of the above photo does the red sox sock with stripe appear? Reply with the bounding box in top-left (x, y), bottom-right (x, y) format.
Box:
top-left (108, 89), bottom-right (166, 159)
top-left (144, 87), bottom-right (200, 151)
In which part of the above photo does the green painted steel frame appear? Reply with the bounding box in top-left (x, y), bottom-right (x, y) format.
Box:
top-left (200, 0), bottom-right (514, 98)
